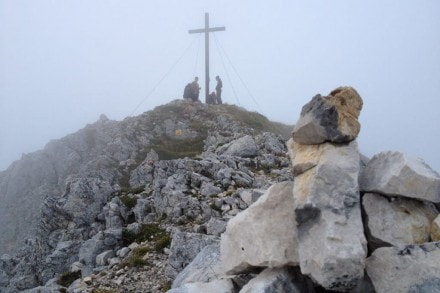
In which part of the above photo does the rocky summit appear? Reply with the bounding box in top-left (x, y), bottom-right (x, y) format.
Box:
top-left (1, 89), bottom-right (440, 293)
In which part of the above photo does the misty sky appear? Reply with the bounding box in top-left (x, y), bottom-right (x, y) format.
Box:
top-left (1, 1), bottom-right (440, 172)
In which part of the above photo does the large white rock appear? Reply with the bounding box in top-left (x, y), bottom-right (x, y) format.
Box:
top-left (220, 181), bottom-right (298, 275)
top-left (360, 151), bottom-right (440, 202)
top-left (172, 244), bottom-right (223, 289)
top-left (366, 242), bottom-right (440, 293)
top-left (168, 279), bottom-right (235, 293)
top-left (239, 267), bottom-right (315, 293)
top-left (293, 141), bottom-right (367, 292)
top-left (362, 193), bottom-right (438, 251)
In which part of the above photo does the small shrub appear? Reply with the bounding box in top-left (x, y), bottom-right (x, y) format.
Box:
top-left (91, 288), bottom-right (117, 293)
top-left (121, 246), bottom-right (151, 267)
top-left (122, 223), bottom-right (170, 249)
top-left (120, 195), bottom-right (138, 209)
top-left (154, 234), bottom-right (171, 252)
top-left (122, 229), bottom-right (137, 246)
top-left (210, 202), bottom-right (222, 212)
top-left (57, 271), bottom-right (81, 288)
top-left (160, 281), bottom-right (172, 292)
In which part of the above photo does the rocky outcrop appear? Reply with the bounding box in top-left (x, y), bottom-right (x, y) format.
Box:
top-left (4, 92), bottom-right (440, 293)
top-left (360, 151), bottom-right (440, 202)
top-left (172, 244), bottom-right (222, 289)
top-left (292, 86), bottom-right (362, 144)
top-left (239, 267), bottom-right (315, 293)
top-left (366, 242), bottom-right (440, 292)
top-left (220, 181), bottom-right (298, 275)
top-left (362, 192), bottom-right (438, 251)
top-left (166, 230), bottom-right (220, 281)
top-left (0, 100), bottom-right (293, 292)
top-left (292, 141), bottom-right (367, 291)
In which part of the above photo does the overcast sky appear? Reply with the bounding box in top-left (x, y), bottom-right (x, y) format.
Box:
top-left (1, 1), bottom-right (439, 172)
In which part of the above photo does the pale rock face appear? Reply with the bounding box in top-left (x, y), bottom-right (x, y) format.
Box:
top-left (366, 242), bottom-right (440, 293)
top-left (293, 141), bottom-right (367, 292)
top-left (166, 230), bottom-right (220, 280)
top-left (360, 151), bottom-right (440, 202)
top-left (292, 87), bottom-right (362, 145)
top-left (168, 278), bottom-right (235, 293)
top-left (172, 244), bottom-right (223, 289)
top-left (220, 181), bottom-right (299, 275)
top-left (362, 193), bottom-right (438, 251)
top-left (217, 135), bottom-right (258, 158)
top-left (430, 215), bottom-right (440, 241)
top-left (239, 267), bottom-right (315, 293)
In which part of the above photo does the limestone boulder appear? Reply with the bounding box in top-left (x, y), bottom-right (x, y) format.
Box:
top-left (293, 141), bottom-right (367, 292)
top-left (292, 87), bottom-right (362, 144)
top-left (166, 230), bottom-right (220, 280)
top-left (366, 242), bottom-right (440, 293)
top-left (217, 135), bottom-right (258, 158)
top-left (220, 181), bottom-right (298, 275)
top-left (360, 151), bottom-right (440, 202)
top-left (172, 244), bottom-right (223, 289)
top-left (431, 215), bottom-right (440, 241)
top-left (168, 278), bottom-right (235, 293)
top-left (239, 267), bottom-right (315, 293)
top-left (362, 193), bottom-right (438, 251)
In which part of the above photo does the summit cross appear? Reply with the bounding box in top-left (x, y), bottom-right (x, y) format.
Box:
top-left (188, 13), bottom-right (225, 103)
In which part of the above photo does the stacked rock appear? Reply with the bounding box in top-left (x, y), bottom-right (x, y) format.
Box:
top-left (290, 87), bottom-right (367, 291)
top-left (173, 86), bottom-right (440, 292)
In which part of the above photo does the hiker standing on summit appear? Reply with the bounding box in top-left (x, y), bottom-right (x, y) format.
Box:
top-left (215, 75), bottom-right (223, 104)
top-left (191, 77), bottom-right (201, 101)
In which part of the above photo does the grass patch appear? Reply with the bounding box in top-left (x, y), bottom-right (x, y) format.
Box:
top-left (150, 136), bottom-right (205, 160)
top-left (160, 281), bottom-right (172, 292)
top-left (91, 288), bottom-right (118, 293)
top-left (120, 195), bottom-right (138, 209)
top-left (121, 223), bottom-right (171, 251)
top-left (57, 271), bottom-right (81, 288)
top-left (121, 246), bottom-right (151, 267)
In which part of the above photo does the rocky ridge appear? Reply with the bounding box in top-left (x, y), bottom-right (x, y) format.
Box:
top-left (2, 88), bottom-right (440, 293)
top-left (0, 101), bottom-right (292, 292)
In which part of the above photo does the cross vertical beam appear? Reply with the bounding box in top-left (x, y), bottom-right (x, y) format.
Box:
top-left (188, 13), bottom-right (225, 103)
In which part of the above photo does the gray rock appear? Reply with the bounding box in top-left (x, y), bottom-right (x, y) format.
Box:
top-left (96, 250), bottom-right (115, 266)
top-left (292, 87), bottom-right (363, 145)
top-left (239, 267), bottom-right (315, 293)
top-left (360, 151), bottom-right (440, 202)
top-left (172, 244), bottom-right (223, 288)
top-left (200, 182), bottom-right (222, 197)
top-left (129, 149), bottom-right (158, 189)
top-left (168, 278), bottom-right (235, 293)
top-left (78, 232), bottom-right (106, 275)
top-left (206, 218), bottom-right (227, 236)
top-left (166, 230), bottom-right (220, 280)
top-left (117, 247), bottom-right (131, 258)
top-left (293, 141), bottom-right (367, 291)
top-left (366, 242), bottom-right (440, 293)
top-left (218, 135), bottom-right (258, 158)
top-left (362, 193), bottom-right (438, 251)
top-left (221, 181), bottom-right (298, 275)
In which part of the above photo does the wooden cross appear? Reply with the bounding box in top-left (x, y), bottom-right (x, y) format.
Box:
top-left (188, 13), bottom-right (225, 103)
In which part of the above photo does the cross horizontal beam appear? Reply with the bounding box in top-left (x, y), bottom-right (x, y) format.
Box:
top-left (188, 26), bottom-right (226, 34)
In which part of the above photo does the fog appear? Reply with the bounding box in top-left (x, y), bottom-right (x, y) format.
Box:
top-left (1, 1), bottom-right (440, 172)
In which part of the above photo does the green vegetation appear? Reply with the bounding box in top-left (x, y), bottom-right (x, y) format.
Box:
top-left (57, 271), bottom-right (81, 288)
top-left (160, 281), bottom-right (172, 292)
top-left (121, 246), bottom-right (151, 267)
top-left (120, 195), bottom-right (138, 209)
top-left (121, 223), bottom-right (171, 252)
top-left (150, 136), bottom-right (205, 160)
top-left (91, 289), bottom-right (117, 293)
